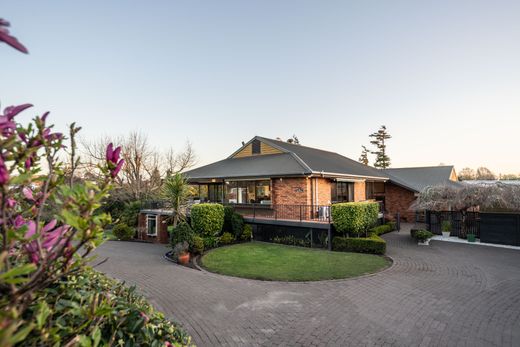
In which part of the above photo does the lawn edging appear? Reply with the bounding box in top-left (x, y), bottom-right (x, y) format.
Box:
top-left (197, 242), bottom-right (394, 283)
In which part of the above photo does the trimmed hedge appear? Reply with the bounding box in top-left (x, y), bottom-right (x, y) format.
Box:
top-left (370, 223), bottom-right (393, 236)
top-left (332, 235), bottom-right (386, 255)
top-left (220, 232), bottom-right (235, 245)
top-left (331, 202), bottom-right (379, 235)
top-left (190, 203), bottom-right (225, 236)
top-left (112, 223), bottom-right (134, 240)
top-left (191, 235), bottom-right (204, 254)
top-left (241, 224), bottom-right (253, 241)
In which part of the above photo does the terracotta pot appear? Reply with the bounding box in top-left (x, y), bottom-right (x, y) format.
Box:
top-left (178, 252), bottom-right (190, 265)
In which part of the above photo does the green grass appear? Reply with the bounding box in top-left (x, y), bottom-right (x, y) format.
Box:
top-left (201, 242), bottom-right (390, 281)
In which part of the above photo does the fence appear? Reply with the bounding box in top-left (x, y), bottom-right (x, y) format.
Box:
top-left (253, 224), bottom-right (330, 248)
top-left (227, 204), bottom-right (332, 223)
top-left (426, 211), bottom-right (480, 239)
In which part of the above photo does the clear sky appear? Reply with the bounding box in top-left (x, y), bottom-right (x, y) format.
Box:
top-left (1, 1), bottom-right (519, 174)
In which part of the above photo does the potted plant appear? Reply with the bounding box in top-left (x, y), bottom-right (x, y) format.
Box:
top-left (441, 220), bottom-right (451, 239)
top-left (415, 230), bottom-right (434, 246)
top-left (467, 233), bottom-right (476, 243)
top-left (173, 241), bottom-right (190, 265)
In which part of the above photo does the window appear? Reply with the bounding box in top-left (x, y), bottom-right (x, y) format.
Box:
top-left (146, 215), bottom-right (157, 236)
top-left (225, 180), bottom-right (271, 204)
top-left (331, 182), bottom-right (354, 203)
top-left (252, 139), bottom-right (261, 154)
top-left (208, 184), bottom-right (223, 202)
top-left (366, 181), bottom-right (385, 200)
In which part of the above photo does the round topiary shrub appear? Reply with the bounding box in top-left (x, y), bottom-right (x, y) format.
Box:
top-left (219, 232), bottom-right (235, 245)
top-left (241, 224), bottom-right (253, 241)
top-left (170, 222), bottom-right (194, 249)
top-left (190, 203), bottom-right (225, 236)
top-left (191, 235), bottom-right (204, 254)
top-left (112, 223), bottom-right (135, 241)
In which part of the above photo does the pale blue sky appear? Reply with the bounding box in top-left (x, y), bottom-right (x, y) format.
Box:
top-left (1, 1), bottom-right (519, 174)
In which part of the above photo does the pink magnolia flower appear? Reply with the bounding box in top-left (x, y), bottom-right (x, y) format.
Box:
top-left (0, 103), bottom-right (33, 136)
top-left (23, 187), bottom-right (34, 201)
top-left (106, 143), bottom-right (124, 178)
top-left (0, 18), bottom-right (28, 54)
top-left (139, 311), bottom-right (150, 324)
top-left (22, 219), bottom-right (71, 264)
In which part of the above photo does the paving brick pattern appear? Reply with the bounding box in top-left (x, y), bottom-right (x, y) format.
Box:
top-left (95, 225), bottom-right (520, 346)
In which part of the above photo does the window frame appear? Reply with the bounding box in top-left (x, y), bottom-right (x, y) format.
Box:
top-left (146, 214), bottom-right (158, 236)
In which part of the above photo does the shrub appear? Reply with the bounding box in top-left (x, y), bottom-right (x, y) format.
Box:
top-left (120, 200), bottom-right (142, 227)
top-left (203, 236), bottom-right (220, 250)
top-left (231, 213), bottom-right (245, 237)
top-left (331, 202), bottom-right (379, 236)
top-left (220, 232), bottom-right (235, 245)
top-left (241, 224), bottom-right (253, 241)
top-left (170, 222), bottom-right (194, 249)
top-left (272, 235), bottom-right (311, 247)
top-left (441, 220), bottom-right (451, 232)
top-left (414, 230), bottom-right (434, 242)
top-left (332, 235), bottom-right (386, 255)
top-left (386, 221), bottom-right (397, 231)
top-left (113, 223), bottom-right (135, 240)
top-left (190, 203), bottom-right (225, 236)
top-left (370, 224), bottom-right (393, 236)
top-left (191, 235), bottom-right (205, 254)
top-left (223, 205), bottom-right (235, 233)
top-left (21, 268), bottom-right (192, 346)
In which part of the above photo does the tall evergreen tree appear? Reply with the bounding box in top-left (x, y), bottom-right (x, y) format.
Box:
top-left (359, 145), bottom-right (369, 165)
top-left (369, 125), bottom-right (391, 169)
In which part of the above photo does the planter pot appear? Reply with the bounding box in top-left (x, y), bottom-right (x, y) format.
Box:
top-left (442, 231), bottom-right (451, 238)
top-left (418, 239), bottom-right (430, 246)
top-left (177, 253), bottom-right (190, 265)
top-left (467, 234), bottom-right (476, 243)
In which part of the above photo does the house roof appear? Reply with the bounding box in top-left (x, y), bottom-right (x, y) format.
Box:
top-left (185, 136), bottom-right (388, 181)
top-left (383, 166), bottom-right (461, 193)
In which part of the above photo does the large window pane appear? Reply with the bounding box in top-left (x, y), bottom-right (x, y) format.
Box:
top-left (255, 180), bottom-right (271, 204)
top-left (332, 182), bottom-right (354, 202)
top-left (225, 182), bottom-right (237, 203)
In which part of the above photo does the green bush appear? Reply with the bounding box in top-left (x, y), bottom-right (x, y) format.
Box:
top-left (414, 230), bottom-right (434, 242)
top-left (386, 221), bottom-right (397, 231)
top-left (112, 223), bottom-right (135, 240)
top-left (331, 202), bottom-right (379, 235)
top-left (220, 232), bottom-right (235, 245)
top-left (241, 224), bottom-right (253, 241)
top-left (120, 200), bottom-right (142, 227)
top-left (231, 213), bottom-right (245, 237)
top-left (223, 205), bottom-right (234, 234)
top-left (170, 222), bottom-right (194, 249)
top-left (190, 203), bottom-right (225, 236)
top-left (370, 224), bottom-right (393, 236)
top-left (191, 235), bottom-right (204, 254)
top-left (21, 268), bottom-right (192, 346)
top-left (332, 235), bottom-right (386, 255)
top-left (203, 236), bottom-right (220, 249)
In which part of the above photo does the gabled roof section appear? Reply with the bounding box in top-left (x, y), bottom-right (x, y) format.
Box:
top-left (186, 135), bottom-right (388, 181)
top-left (383, 166), bottom-right (461, 192)
top-left (254, 136), bottom-right (387, 179)
top-left (184, 153), bottom-right (311, 180)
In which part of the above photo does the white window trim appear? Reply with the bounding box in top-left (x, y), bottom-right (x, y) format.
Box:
top-left (146, 215), bottom-right (158, 236)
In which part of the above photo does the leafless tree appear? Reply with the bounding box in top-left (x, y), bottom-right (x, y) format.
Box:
top-left (458, 167), bottom-right (475, 181)
top-left (475, 166), bottom-right (496, 180)
top-left (164, 141), bottom-right (196, 175)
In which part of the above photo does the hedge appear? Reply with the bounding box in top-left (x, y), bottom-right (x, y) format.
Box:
top-left (112, 223), bottom-right (134, 240)
top-left (331, 202), bottom-right (379, 235)
top-left (370, 223), bottom-right (394, 236)
top-left (190, 203), bottom-right (225, 236)
top-left (332, 235), bottom-right (386, 255)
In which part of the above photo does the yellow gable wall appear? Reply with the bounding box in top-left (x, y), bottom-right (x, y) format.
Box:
top-left (450, 168), bottom-right (458, 181)
top-left (233, 141), bottom-right (283, 158)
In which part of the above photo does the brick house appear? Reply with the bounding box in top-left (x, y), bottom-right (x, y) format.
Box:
top-left (139, 136), bottom-right (459, 243)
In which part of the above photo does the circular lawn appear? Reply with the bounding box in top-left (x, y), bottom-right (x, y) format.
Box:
top-left (201, 241), bottom-right (390, 281)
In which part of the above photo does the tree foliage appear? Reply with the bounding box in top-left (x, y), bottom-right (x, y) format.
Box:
top-left (358, 145), bottom-right (369, 165)
top-left (369, 125), bottom-right (391, 169)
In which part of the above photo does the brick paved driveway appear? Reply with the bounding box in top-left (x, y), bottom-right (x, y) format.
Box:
top-left (95, 227), bottom-right (520, 346)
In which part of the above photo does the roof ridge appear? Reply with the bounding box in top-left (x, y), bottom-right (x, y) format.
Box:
top-left (256, 136), bottom-right (341, 155)
top-left (386, 165), bottom-right (454, 170)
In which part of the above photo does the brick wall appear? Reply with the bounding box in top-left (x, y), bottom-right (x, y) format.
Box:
top-left (272, 177), bottom-right (311, 205)
top-left (137, 213), bottom-right (169, 244)
top-left (384, 183), bottom-right (416, 222)
top-left (354, 181), bottom-right (366, 201)
top-left (314, 178), bottom-right (332, 205)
